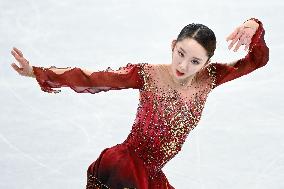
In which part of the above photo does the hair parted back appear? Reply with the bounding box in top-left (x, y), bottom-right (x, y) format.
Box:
top-left (176, 23), bottom-right (216, 62)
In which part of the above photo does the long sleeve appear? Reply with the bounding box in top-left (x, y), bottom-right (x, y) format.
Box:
top-left (32, 63), bottom-right (145, 94)
top-left (209, 18), bottom-right (269, 89)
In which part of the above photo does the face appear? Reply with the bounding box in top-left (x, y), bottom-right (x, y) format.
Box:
top-left (170, 38), bottom-right (210, 83)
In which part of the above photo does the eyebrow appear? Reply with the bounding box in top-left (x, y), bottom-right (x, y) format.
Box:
top-left (179, 47), bottom-right (203, 61)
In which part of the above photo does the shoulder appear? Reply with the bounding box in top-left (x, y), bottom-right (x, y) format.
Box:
top-left (136, 63), bottom-right (167, 84)
top-left (136, 63), bottom-right (167, 73)
top-left (194, 63), bottom-right (217, 84)
top-left (146, 63), bottom-right (171, 72)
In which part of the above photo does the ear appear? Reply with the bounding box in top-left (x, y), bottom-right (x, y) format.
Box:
top-left (171, 39), bottom-right (177, 52)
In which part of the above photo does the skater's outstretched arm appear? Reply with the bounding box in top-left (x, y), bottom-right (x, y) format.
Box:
top-left (207, 18), bottom-right (269, 89)
top-left (10, 48), bottom-right (145, 94)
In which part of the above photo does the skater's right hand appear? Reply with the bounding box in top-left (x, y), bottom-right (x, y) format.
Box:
top-left (11, 47), bottom-right (35, 77)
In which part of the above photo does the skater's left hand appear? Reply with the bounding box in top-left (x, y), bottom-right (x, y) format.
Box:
top-left (226, 19), bottom-right (259, 52)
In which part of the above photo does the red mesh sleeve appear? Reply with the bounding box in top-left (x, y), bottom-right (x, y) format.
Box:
top-left (209, 18), bottom-right (269, 89)
top-left (32, 63), bottom-right (146, 94)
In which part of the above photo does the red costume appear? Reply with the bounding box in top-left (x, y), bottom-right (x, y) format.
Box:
top-left (32, 18), bottom-right (269, 189)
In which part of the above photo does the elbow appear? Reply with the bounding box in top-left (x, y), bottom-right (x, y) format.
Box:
top-left (264, 46), bottom-right (270, 66)
top-left (260, 45), bottom-right (269, 68)
top-left (254, 45), bottom-right (269, 69)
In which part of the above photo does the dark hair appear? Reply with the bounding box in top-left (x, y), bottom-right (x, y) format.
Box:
top-left (176, 23), bottom-right (216, 62)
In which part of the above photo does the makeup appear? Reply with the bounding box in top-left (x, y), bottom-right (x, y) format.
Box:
top-left (176, 70), bottom-right (185, 76)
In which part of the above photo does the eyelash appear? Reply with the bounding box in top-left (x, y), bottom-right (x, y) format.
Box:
top-left (177, 51), bottom-right (200, 64)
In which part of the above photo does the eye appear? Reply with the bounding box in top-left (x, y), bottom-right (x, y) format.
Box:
top-left (191, 60), bottom-right (200, 65)
top-left (178, 51), bottom-right (184, 57)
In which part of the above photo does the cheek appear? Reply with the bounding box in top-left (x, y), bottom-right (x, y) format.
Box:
top-left (173, 53), bottom-right (181, 61)
top-left (172, 61), bottom-right (179, 69)
top-left (192, 65), bottom-right (203, 73)
top-left (186, 65), bottom-right (201, 74)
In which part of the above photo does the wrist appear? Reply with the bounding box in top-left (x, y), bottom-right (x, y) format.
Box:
top-left (243, 19), bottom-right (259, 31)
top-left (28, 66), bottom-right (36, 78)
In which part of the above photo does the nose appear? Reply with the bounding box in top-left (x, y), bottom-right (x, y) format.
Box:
top-left (178, 61), bottom-right (187, 72)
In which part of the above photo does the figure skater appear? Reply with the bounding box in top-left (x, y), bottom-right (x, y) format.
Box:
top-left (10, 17), bottom-right (269, 189)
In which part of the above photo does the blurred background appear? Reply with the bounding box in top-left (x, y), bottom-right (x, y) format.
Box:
top-left (0, 0), bottom-right (283, 188)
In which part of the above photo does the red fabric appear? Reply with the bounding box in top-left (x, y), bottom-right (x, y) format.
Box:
top-left (208, 17), bottom-right (269, 89)
top-left (32, 63), bottom-right (144, 94)
top-left (32, 18), bottom-right (269, 189)
top-left (86, 143), bottom-right (174, 189)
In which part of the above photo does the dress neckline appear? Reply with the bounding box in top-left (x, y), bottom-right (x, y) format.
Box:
top-left (157, 64), bottom-right (198, 92)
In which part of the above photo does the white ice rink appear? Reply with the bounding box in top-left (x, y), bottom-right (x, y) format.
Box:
top-left (0, 0), bottom-right (283, 188)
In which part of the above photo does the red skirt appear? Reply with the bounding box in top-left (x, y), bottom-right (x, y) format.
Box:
top-left (86, 143), bottom-right (175, 189)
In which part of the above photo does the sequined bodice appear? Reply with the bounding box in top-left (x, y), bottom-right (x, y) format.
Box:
top-left (123, 63), bottom-right (216, 179)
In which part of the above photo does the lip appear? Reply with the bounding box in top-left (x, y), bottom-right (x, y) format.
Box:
top-left (176, 69), bottom-right (185, 76)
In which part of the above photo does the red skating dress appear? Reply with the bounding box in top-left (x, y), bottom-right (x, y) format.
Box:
top-left (31, 18), bottom-right (269, 189)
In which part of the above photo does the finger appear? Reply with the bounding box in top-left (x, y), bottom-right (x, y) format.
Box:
top-left (11, 50), bottom-right (28, 67)
top-left (11, 50), bottom-right (21, 62)
top-left (228, 30), bottom-right (244, 50)
top-left (247, 37), bottom-right (252, 45)
top-left (237, 34), bottom-right (249, 51)
top-left (226, 27), bottom-right (241, 41)
top-left (239, 33), bottom-right (247, 43)
top-left (233, 40), bottom-right (243, 52)
top-left (11, 50), bottom-right (24, 63)
top-left (228, 36), bottom-right (239, 50)
top-left (244, 43), bottom-right (249, 51)
top-left (242, 32), bottom-right (252, 52)
top-left (13, 47), bottom-right (23, 57)
top-left (233, 34), bottom-right (247, 52)
top-left (11, 63), bottom-right (23, 73)
top-left (226, 27), bottom-right (239, 41)
top-left (11, 50), bottom-right (20, 58)
top-left (228, 30), bottom-right (243, 49)
top-left (244, 38), bottom-right (252, 51)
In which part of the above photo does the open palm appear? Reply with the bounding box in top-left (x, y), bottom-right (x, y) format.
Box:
top-left (11, 47), bottom-right (33, 77)
top-left (226, 23), bottom-right (258, 52)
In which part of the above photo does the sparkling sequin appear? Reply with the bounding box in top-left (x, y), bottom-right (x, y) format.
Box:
top-left (87, 174), bottom-right (111, 189)
top-left (123, 63), bottom-right (216, 179)
top-left (31, 18), bottom-right (268, 188)
top-left (86, 174), bottom-right (137, 189)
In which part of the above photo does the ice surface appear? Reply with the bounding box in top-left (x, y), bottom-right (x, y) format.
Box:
top-left (0, 0), bottom-right (283, 188)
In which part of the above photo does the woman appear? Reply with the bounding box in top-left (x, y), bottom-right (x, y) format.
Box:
top-left (11, 17), bottom-right (269, 189)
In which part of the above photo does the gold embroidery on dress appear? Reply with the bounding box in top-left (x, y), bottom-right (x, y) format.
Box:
top-left (124, 63), bottom-right (217, 180)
